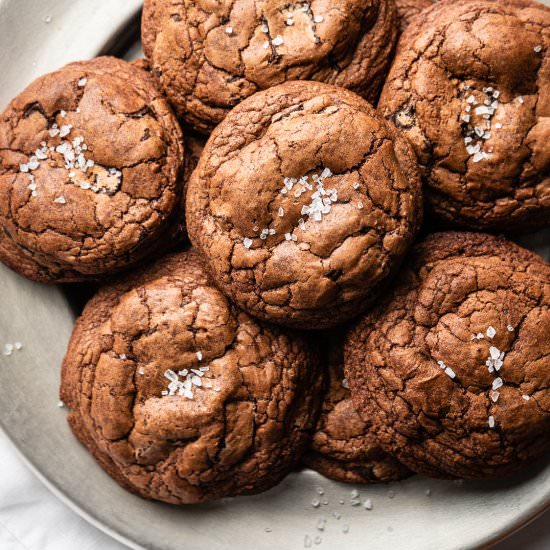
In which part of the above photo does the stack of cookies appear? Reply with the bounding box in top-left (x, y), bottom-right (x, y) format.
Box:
top-left (0, 0), bottom-right (548, 505)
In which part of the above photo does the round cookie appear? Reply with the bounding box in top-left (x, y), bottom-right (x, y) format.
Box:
top-left (186, 81), bottom-right (423, 329)
top-left (60, 249), bottom-right (323, 504)
top-left (0, 56), bottom-right (185, 283)
top-left (378, 0), bottom-right (550, 232)
top-left (395, 0), bottom-right (433, 32)
top-left (142, 0), bottom-right (398, 133)
top-left (345, 231), bottom-right (550, 479)
top-left (303, 334), bottom-right (411, 483)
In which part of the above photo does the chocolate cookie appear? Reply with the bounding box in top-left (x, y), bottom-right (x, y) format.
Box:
top-left (186, 81), bottom-right (423, 329)
top-left (345, 231), bottom-right (550, 479)
top-left (395, 0), bottom-right (433, 32)
top-left (142, 0), bottom-right (398, 133)
top-left (303, 334), bottom-right (411, 483)
top-left (378, 0), bottom-right (550, 232)
top-left (60, 249), bottom-right (323, 504)
top-left (0, 56), bottom-right (185, 283)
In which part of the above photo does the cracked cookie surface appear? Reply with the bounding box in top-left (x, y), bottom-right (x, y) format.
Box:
top-left (303, 333), bottom-right (411, 483)
top-left (0, 56), bottom-right (185, 283)
top-left (378, 0), bottom-right (550, 232)
top-left (60, 249), bottom-right (323, 504)
top-left (142, 0), bottom-right (398, 133)
top-left (345, 231), bottom-right (550, 479)
top-left (186, 81), bottom-right (423, 329)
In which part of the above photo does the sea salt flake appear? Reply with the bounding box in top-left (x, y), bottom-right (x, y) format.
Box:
top-left (311, 498), bottom-right (320, 508)
top-left (488, 416), bottom-right (495, 428)
top-left (272, 35), bottom-right (284, 46)
top-left (342, 378), bottom-right (349, 389)
top-left (507, 325), bottom-right (514, 332)
top-left (314, 15), bottom-right (324, 23)
top-left (492, 377), bottom-right (503, 390)
top-left (138, 367), bottom-right (145, 375)
top-left (278, 207), bottom-right (284, 217)
top-left (196, 351), bottom-right (203, 361)
top-left (490, 390), bottom-right (500, 403)
top-left (534, 45), bottom-right (542, 53)
top-left (225, 26), bottom-right (233, 34)
top-left (14, 342), bottom-right (22, 350)
top-left (522, 395), bottom-right (530, 401)
top-left (486, 326), bottom-right (496, 339)
top-left (57, 400), bottom-right (65, 408)
top-left (444, 367), bottom-right (456, 379)
top-left (466, 95), bottom-right (476, 104)
top-left (53, 196), bottom-right (66, 204)
top-left (286, 18), bottom-right (294, 26)
top-left (243, 237), bottom-right (253, 249)
top-left (350, 489), bottom-right (359, 499)
top-left (78, 78), bottom-right (87, 87)
top-left (363, 498), bottom-right (373, 510)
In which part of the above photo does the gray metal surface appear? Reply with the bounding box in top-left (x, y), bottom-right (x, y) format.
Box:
top-left (0, 1), bottom-right (549, 549)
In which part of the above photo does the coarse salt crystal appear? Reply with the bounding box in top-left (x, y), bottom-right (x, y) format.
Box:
top-left (225, 26), bottom-right (233, 34)
top-left (507, 325), bottom-right (514, 332)
top-left (53, 196), bottom-right (66, 204)
top-left (534, 45), bottom-right (542, 53)
top-left (352, 182), bottom-right (360, 189)
top-left (522, 395), bottom-right (530, 401)
top-left (350, 489), bottom-right (359, 499)
top-left (445, 367), bottom-right (456, 379)
top-left (311, 498), bottom-right (320, 508)
top-left (196, 351), bottom-right (203, 361)
top-left (363, 498), bottom-right (373, 510)
top-left (316, 519), bottom-right (326, 531)
top-left (286, 18), bottom-right (294, 26)
top-left (342, 378), bottom-right (349, 389)
top-left (461, 114), bottom-right (471, 123)
top-left (314, 15), bottom-right (324, 23)
top-left (78, 78), bottom-right (87, 87)
top-left (488, 416), bottom-right (495, 428)
top-left (486, 326), bottom-right (496, 339)
top-left (492, 377), bottom-right (503, 390)
top-left (138, 367), bottom-right (145, 375)
top-left (278, 207), bottom-right (284, 217)
top-left (243, 237), bottom-right (253, 249)
top-left (515, 96), bottom-right (524, 104)
top-left (57, 400), bottom-right (65, 408)
top-left (272, 35), bottom-right (284, 46)
top-left (466, 95), bottom-right (476, 104)
top-left (14, 342), bottom-right (22, 350)
top-left (490, 390), bottom-right (500, 402)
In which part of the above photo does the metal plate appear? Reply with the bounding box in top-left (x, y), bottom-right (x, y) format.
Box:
top-left (0, 1), bottom-right (549, 549)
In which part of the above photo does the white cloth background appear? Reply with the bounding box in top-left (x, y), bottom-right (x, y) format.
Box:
top-left (0, 429), bottom-right (548, 550)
